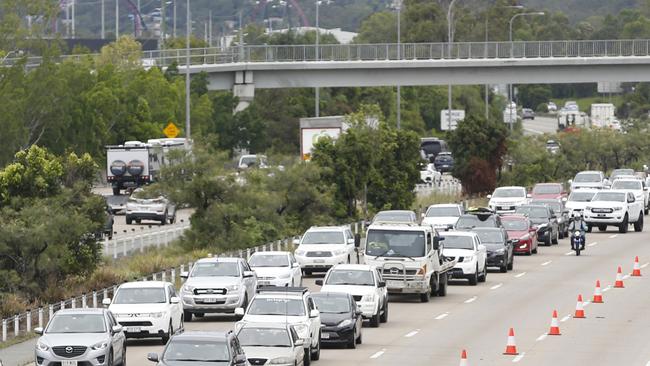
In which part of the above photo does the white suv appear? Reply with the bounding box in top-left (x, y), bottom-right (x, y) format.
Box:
top-left (611, 178), bottom-right (650, 215)
top-left (105, 281), bottom-right (183, 344)
top-left (441, 231), bottom-right (487, 286)
top-left (317, 264), bottom-right (388, 327)
top-left (584, 190), bottom-right (644, 233)
top-left (249, 251), bottom-right (303, 287)
top-left (235, 287), bottom-right (321, 366)
top-left (421, 204), bottom-right (463, 231)
top-left (295, 226), bottom-right (356, 275)
top-left (487, 186), bottom-right (529, 214)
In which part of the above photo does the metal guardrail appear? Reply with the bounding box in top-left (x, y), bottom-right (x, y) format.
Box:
top-left (102, 222), bottom-right (190, 259)
top-left (1, 221), bottom-right (365, 344)
top-left (5, 39), bottom-right (650, 69)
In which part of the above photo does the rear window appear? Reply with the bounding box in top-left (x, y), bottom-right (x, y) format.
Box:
top-left (533, 185), bottom-right (561, 194)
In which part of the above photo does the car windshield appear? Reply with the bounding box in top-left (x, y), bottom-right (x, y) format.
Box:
top-left (612, 169), bottom-right (634, 177)
top-left (533, 185), bottom-right (561, 194)
top-left (515, 206), bottom-right (548, 218)
top-left (113, 288), bottom-right (166, 304)
top-left (249, 254), bottom-right (289, 267)
top-left (238, 328), bottom-right (292, 347)
top-left (46, 314), bottom-right (106, 334)
top-left (240, 156), bottom-right (258, 166)
top-left (475, 231), bottom-right (504, 243)
top-left (592, 192), bottom-right (626, 202)
top-left (568, 192), bottom-right (596, 202)
top-left (301, 231), bottom-right (345, 245)
top-left (163, 340), bottom-right (230, 362)
top-left (426, 206), bottom-right (461, 217)
top-left (313, 296), bottom-right (351, 314)
top-left (365, 229), bottom-right (426, 257)
top-left (492, 188), bottom-right (525, 198)
top-left (373, 212), bottom-right (414, 223)
top-left (502, 220), bottom-right (528, 231)
top-left (574, 173), bottom-right (601, 183)
top-left (191, 262), bottom-right (239, 277)
top-left (456, 215), bottom-right (497, 228)
top-left (611, 181), bottom-right (642, 190)
top-left (247, 298), bottom-right (306, 316)
top-left (326, 270), bottom-right (374, 286)
top-left (531, 201), bottom-right (561, 213)
top-left (421, 141), bottom-right (443, 156)
top-left (441, 235), bottom-right (474, 250)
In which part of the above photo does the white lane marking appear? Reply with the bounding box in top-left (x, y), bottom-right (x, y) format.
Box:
top-left (565, 251), bottom-right (574, 256)
top-left (435, 312), bottom-right (449, 320)
top-left (404, 330), bottom-right (420, 338)
top-left (536, 334), bottom-right (547, 342)
top-left (602, 285), bottom-right (612, 293)
top-left (641, 262), bottom-right (649, 269)
top-left (541, 260), bottom-right (552, 266)
top-left (560, 315), bottom-right (571, 322)
top-left (370, 349), bottom-right (386, 359)
top-left (490, 283), bottom-right (503, 290)
top-left (645, 361), bottom-right (650, 366)
top-left (588, 242), bottom-right (598, 247)
top-left (623, 274), bottom-right (630, 280)
top-left (583, 301), bottom-right (591, 307)
top-left (464, 296), bottom-right (478, 304)
top-left (609, 234), bottom-right (618, 239)
top-left (513, 352), bottom-right (526, 363)
top-left (515, 272), bottom-right (527, 278)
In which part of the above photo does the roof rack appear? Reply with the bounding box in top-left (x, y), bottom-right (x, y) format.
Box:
top-left (256, 286), bottom-right (309, 295)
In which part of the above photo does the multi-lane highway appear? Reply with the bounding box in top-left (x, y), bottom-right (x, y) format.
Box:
top-left (522, 116), bottom-right (559, 135)
top-left (119, 228), bottom-right (650, 366)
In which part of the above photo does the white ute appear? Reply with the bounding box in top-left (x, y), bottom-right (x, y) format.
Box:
top-left (584, 190), bottom-right (644, 233)
top-left (249, 251), bottom-right (303, 287)
top-left (441, 231), bottom-right (487, 286)
top-left (610, 178), bottom-right (650, 215)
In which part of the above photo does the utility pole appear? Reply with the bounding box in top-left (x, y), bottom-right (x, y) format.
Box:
top-left (101, 0), bottom-right (105, 38)
top-left (314, 0), bottom-right (320, 117)
top-left (447, 0), bottom-right (459, 131)
top-left (485, 15), bottom-right (489, 120)
top-left (185, 0), bottom-right (191, 140)
top-left (174, 0), bottom-right (177, 38)
top-left (65, 2), bottom-right (70, 37)
top-left (208, 10), bottom-right (212, 47)
top-left (115, 0), bottom-right (119, 38)
top-left (71, 0), bottom-right (75, 39)
top-left (396, 0), bottom-right (401, 129)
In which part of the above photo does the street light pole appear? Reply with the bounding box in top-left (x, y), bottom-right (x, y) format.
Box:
top-left (396, 0), bottom-right (401, 130)
top-left (115, 0), bottom-right (119, 38)
top-left (446, 0), bottom-right (459, 130)
top-left (185, 0), bottom-right (191, 140)
top-left (315, 0), bottom-right (320, 117)
top-left (101, 0), bottom-right (105, 39)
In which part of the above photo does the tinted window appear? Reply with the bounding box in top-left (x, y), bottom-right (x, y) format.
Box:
top-left (191, 262), bottom-right (240, 277)
top-left (574, 173), bottom-right (601, 183)
top-left (247, 298), bottom-right (305, 316)
top-left (502, 219), bottom-right (528, 231)
top-left (46, 314), bottom-right (106, 334)
top-left (441, 235), bottom-right (474, 250)
top-left (611, 180), bottom-right (642, 190)
top-left (426, 206), bottom-right (461, 217)
top-left (114, 288), bottom-right (166, 304)
top-left (249, 254), bottom-right (289, 267)
top-left (302, 231), bottom-right (345, 245)
top-left (492, 188), bottom-right (526, 198)
top-left (568, 192), bottom-right (595, 202)
top-left (421, 140), bottom-right (444, 156)
top-left (515, 206), bottom-right (548, 218)
top-left (163, 340), bottom-right (230, 362)
top-left (456, 215), bottom-right (497, 228)
top-left (373, 211), bottom-right (414, 223)
top-left (474, 230), bottom-right (504, 243)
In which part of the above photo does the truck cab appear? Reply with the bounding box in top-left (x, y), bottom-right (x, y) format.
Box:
top-left (363, 222), bottom-right (455, 303)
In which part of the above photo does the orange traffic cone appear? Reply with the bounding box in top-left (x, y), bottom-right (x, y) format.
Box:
top-left (574, 295), bottom-right (586, 318)
top-left (592, 280), bottom-right (604, 303)
top-left (459, 349), bottom-right (469, 366)
top-left (503, 328), bottom-right (519, 355)
top-left (614, 266), bottom-right (625, 288)
top-left (548, 310), bottom-right (561, 335)
top-left (632, 256), bottom-right (642, 277)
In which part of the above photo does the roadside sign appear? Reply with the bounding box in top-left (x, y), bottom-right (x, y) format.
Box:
top-left (440, 110), bottom-right (465, 130)
top-left (163, 122), bottom-right (180, 138)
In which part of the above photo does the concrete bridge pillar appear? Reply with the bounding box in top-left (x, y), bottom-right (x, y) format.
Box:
top-left (233, 70), bottom-right (255, 113)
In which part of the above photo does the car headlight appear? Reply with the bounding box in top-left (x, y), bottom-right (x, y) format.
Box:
top-left (537, 223), bottom-right (548, 229)
top-left (333, 249), bottom-right (347, 256)
top-left (270, 357), bottom-right (294, 364)
top-left (613, 206), bottom-right (623, 211)
top-left (519, 244), bottom-right (527, 249)
top-left (361, 294), bottom-right (376, 302)
top-left (337, 319), bottom-right (354, 328)
top-left (36, 342), bottom-right (49, 351)
top-left (91, 341), bottom-right (109, 350)
top-left (295, 250), bottom-right (306, 256)
top-left (495, 248), bottom-right (505, 254)
top-left (293, 324), bottom-right (309, 338)
top-left (279, 272), bottom-right (292, 279)
top-left (182, 285), bottom-right (195, 293)
top-left (225, 284), bottom-right (240, 291)
top-left (148, 312), bottom-right (164, 318)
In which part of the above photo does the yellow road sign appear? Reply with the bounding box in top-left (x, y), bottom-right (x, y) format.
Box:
top-left (163, 122), bottom-right (180, 138)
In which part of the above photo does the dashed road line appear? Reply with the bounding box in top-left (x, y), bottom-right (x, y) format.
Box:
top-left (560, 315), bottom-right (571, 322)
top-left (564, 251), bottom-right (574, 256)
top-left (404, 330), bottom-right (420, 338)
top-left (541, 260), bottom-right (552, 266)
top-left (512, 352), bottom-right (526, 363)
top-left (536, 334), bottom-right (547, 342)
top-left (588, 242), bottom-right (598, 247)
top-left (370, 349), bottom-right (386, 359)
top-left (641, 262), bottom-right (649, 269)
top-left (435, 312), bottom-right (449, 320)
top-left (515, 272), bottom-right (527, 278)
top-left (464, 296), bottom-right (478, 304)
top-left (623, 274), bottom-right (630, 280)
top-left (583, 301), bottom-right (591, 307)
top-left (609, 234), bottom-right (618, 239)
top-left (490, 283), bottom-right (503, 290)
top-left (602, 285), bottom-right (612, 292)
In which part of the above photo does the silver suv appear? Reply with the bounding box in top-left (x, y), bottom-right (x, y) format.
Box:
top-left (125, 192), bottom-right (176, 225)
top-left (34, 308), bottom-right (126, 366)
top-left (181, 257), bottom-right (258, 321)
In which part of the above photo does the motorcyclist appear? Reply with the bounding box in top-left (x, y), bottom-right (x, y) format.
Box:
top-left (568, 212), bottom-right (588, 250)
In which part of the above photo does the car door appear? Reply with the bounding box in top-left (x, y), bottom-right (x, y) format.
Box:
top-left (167, 284), bottom-right (182, 330)
top-left (629, 193), bottom-right (642, 217)
top-left (375, 268), bottom-right (387, 306)
top-left (106, 311), bottom-right (124, 360)
top-left (290, 253), bottom-right (302, 286)
top-left (475, 237), bottom-right (486, 271)
top-left (306, 296), bottom-right (320, 348)
top-left (345, 229), bottom-right (355, 256)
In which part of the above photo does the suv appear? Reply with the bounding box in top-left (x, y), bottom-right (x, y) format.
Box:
top-left (521, 108), bottom-right (535, 120)
top-left (125, 193), bottom-right (176, 225)
top-left (455, 208), bottom-right (502, 230)
top-left (294, 226), bottom-right (356, 275)
top-left (487, 186), bottom-right (529, 214)
top-left (235, 287), bottom-right (321, 366)
top-left (422, 204), bottom-right (463, 231)
top-left (530, 199), bottom-right (570, 239)
top-left (570, 171), bottom-right (609, 191)
top-left (147, 331), bottom-right (248, 365)
top-left (433, 152), bottom-right (454, 173)
top-left (441, 231), bottom-right (487, 285)
top-left (515, 205), bottom-right (559, 246)
top-left (584, 190), bottom-right (644, 233)
top-left (180, 257), bottom-right (258, 321)
top-left (316, 264), bottom-right (388, 327)
top-left (372, 210), bottom-right (418, 224)
top-left (610, 178), bottom-right (650, 215)
top-left (531, 183), bottom-right (565, 200)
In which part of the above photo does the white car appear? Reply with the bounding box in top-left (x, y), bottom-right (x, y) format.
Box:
top-left (611, 178), bottom-right (650, 214)
top-left (421, 204), bottom-right (463, 231)
top-left (249, 251), bottom-right (303, 287)
top-left (294, 226), bottom-right (356, 275)
top-left (441, 231), bottom-right (487, 286)
top-left (317, 264), bottom-right (388, 327)
top-left (238, 154), bottom-right (268, 169)
top-left (570, 170), bottom-right (609, 190)
top-left (487, 186), bottom-right (529, 214)
top-left (584, 190), bottom-right (644, 233)
top-left (105, 281), bottom-right (183, 344)
top-left (235, 287), bottom-right (321, 365)
top-left (237, 322), bottom-right (306, 366)
top-left (565, 189), bottom-right (597, 217)
top-left (420, 163), bottom-right (441, 184)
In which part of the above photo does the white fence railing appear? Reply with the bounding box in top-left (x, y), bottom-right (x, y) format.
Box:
top-left (102, 222), bottom-right (191, 259)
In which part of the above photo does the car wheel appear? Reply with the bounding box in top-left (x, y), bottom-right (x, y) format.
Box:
top-left (468, 267), bottom-right (478, 286)
top-left (507, 256), bottom-right (514, 271)
top-left (586, 225), bottom-right (593, 233)
top-left (598, 225), bottom-right (607, 232)
top-left (348, 329), bottom-right (357, 349)
top-left (125, 217), bottom-right (132, 225)
top-left (478, 263), bottom-right (487, 282)
top-left (380, 300), bottom-right (388, 323)
top-left (112, 187), bottom-right (120, 196)
top-left (558, 229), bottom-right (564, 239)
top-left (161, 211), bottom-right (167, 225)
top-left (183, 310), bottom-right (192, 322)
top-left (347, 255), bottom-right (351, 264)
top-left (552, 230), bottom-right (559, 245)
top-left (302, 269), bottom-right (312, 276)
top-left (645, 206), bottom-right (649, 215)
top-left (179, 315), bottom-right (184, 332)
top-left (634, 213), bottom-right (644, 232)
top-left (169, 215), bottom-right (176, 224)
top-left (500, 262), bottom-right (507, 273)
top-left (303, 346), bottom-right (311, 366)
top-left (532, 246), bottom-right (538, 254)
top-left (161, 321), bottom-right (172, 345)
top-left (437, 274), bottom-right (448, 297)
top-left (370, 310), bottom-right (381, 327)
top-left (619, 214), bottom-right (629, 233)
top-left (311, 333), bottom-right (320, 360)
top-left (544, 234), bottom-right (551, 246)
top-left (135, 219), bottom-right (141, 224)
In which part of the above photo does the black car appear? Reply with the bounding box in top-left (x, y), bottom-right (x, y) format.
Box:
top-left (473, 227), bottom-right (514, 273)
top-left (147, 331), bottom-right (248, 365)
top-left (455, 208), bottom-right (503, 230)
top-left (515, 204), bottom-right (559, 246)
top-left (434, 152), bottom-right (454, 173)
top-left (311, 292), bottom-right (363, 349)
top-left (530, 199), bottom-right (571, 238)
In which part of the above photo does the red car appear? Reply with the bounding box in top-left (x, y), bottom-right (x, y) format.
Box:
top-left (501, 214), bottom-right (538, 255)
top-left (530, 183), bottom-right (566, 200)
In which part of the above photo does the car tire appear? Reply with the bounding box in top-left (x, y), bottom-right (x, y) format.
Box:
top-left (598, 225), bottom-right (607, 232)
top-left (634, 213), bottom-right (644, 232)
top-left (420, 287), bottom-right (431, 302)
top-left (161, 321), bottom-right (172, 345)
top-left (179, 315), bottom-right (184, 332)
top-left (169, 215), bottom-right (176, 224)
top-left (311, 333), bottom-right (321, 360)
top-left (161, 211), bottom-right (167, 226)
top-left (468, 267), bottom-right (478, 286)
top-left (645, 206), bottom-right (649, 215)
top-left (544, 234), bottom-right (551, 246)
top-left (507, 256), bottom-right (514, 271)
top-left (552, 230), bottom-right (559, 245)
top-left (370, 310), bottom-right (381, 327)
top-left (619, 214), bottom-right (629, 233)
top-left (478, 263), bottom-right (487, 283)
top-left (126, 217), bottom-right (132, 225)
top-left (348, 329), bottom-right (357, 349)
top-left (303, 346), bottom-right (311, 366)
top-left (437, 274), bottom-right (448, 297)
top-left (380, 300), bottom-right (388, 323)
top-left (500, 262), bottom-right (507, 273)
top-left (183, 310), bottom-right (193, 322)
top-left (587, 225), bottom-right (593, 233)
top-left (347, 255), bottom-right (351, 264)
top-left (559, 229), bottom-right (564, 239)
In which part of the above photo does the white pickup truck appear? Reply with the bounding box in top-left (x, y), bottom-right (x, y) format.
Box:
top-left (610, 177), bottom-right (650, 215)
top-left (584, 190), bottom-right (644, 233)
top-left (363, 222), bottom-right (456, 303)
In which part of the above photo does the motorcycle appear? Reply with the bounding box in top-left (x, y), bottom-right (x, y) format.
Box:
top-left (571, 230), bottom-right (584, 256)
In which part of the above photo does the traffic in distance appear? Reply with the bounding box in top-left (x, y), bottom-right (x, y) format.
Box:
top-left (30, 158), bottom-right (650, 365)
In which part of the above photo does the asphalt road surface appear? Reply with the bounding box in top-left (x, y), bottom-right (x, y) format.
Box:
top-left (119, 227), bottom-right (650, 366)
top-left (522, 116), bottom-right (559, 135)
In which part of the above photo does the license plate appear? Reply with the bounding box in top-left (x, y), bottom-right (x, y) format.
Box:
top-left (321, 333), bottom-right (330, 339)
top-left (126, 326), bottom-right (141, 333)
top-left (202, 298), bottom-right (218, 303)
top-left (259, 281), bottom-right (270, 286)
top-left (314, 259), bottom-right (325, 263)
top-left (598, 214), bottom-right (606, 217)
top-left (62, 361), bottom-right (78, 366)
top-left (386, 280), bottom-right (403, 288)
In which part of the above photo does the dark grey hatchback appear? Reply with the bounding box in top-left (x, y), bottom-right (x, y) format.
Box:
top-left (473, 227), bottom-right (514, 273)
top-left (147, 331), bottom-right (248, 366)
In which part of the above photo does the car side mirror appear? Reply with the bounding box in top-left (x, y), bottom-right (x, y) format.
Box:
top-left (526, 193), bottom-right (532, 198)
top-left (102, 298), bottom-right (111, 307)
top-left (294, 339), bottom-right (304, 347)
top-left (234, 307), bottom-right (245, 316)
top-left (147, 353), bottom-right (159, 362)
top-left (315, 280), bottom-right (323, 286)
top-left (378, 281), bottom-right (386, 288)
top-left (234, 354), bottom-right (248, 365)
top-left (112, 325), bottom-right (123, 334)
top-left (243, 271), bottom-right (255, 278)
top-left (309, 309), bottom-right (320, 318)
top-left (354, 234), bottom-right (361, 248)
top-left (432, 236), bottom-right (442, 251)
top-left (34, 327), bottom-right (44, 335)
top-left (170, 296), bottom-right (180, 304)
top-left (347, 238), bottom-right (354, 245)
top-left (487, 194), bottom-right (492, 199)
top-left (180, 271), bottom-right (189, 279)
